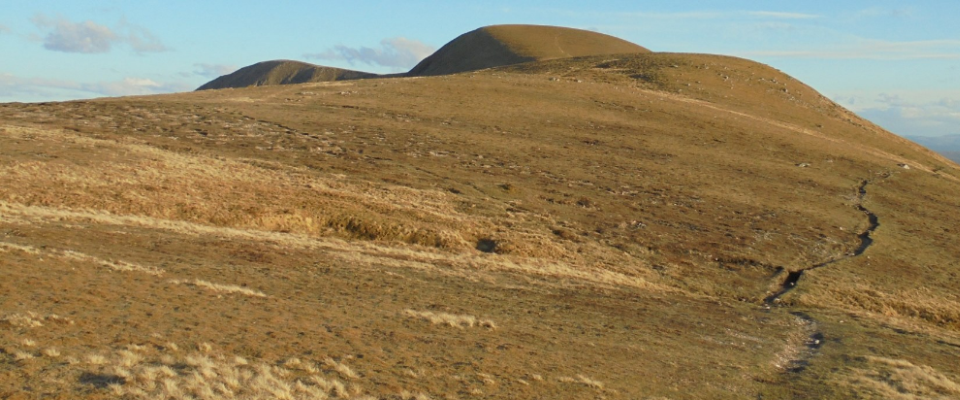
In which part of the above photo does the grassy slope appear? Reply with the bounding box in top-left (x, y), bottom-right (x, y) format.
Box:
top-left (1, 52), bottom-right (960, 399)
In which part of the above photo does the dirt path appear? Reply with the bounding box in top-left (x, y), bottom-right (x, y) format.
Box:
top-left (763, 180), bottom-right (880, 375)
top-left (764, 180), bottom-right (879, 303)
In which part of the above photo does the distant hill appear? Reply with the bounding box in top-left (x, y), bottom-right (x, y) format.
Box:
top-left (905, 134), bottom-right (960, 165)
top-left (942, 151), bottom-right (960, 164)
top-left (906, 134), bottom-right (960, 152)
top-left (197, 60), bottom-right (377, 90)
top-left (408, 24), bottom-right (650, 76)
top-left (197, 25), bottom-right (650, 90)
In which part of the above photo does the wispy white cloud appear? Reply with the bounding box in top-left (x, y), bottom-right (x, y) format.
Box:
top-left (568, 9), bottom-right (819, 21)
top-left (746, 11), bottom-right (820, 19)
top-left (193, 63), bottom-right (237, 78)
top-left (306, 37), bottom-right (435, 71)
top-left (742, 39), bottom-right (960, 60)
top-left (855, 6), bottom-right (917, 19)
top-left (121, 18), bottom-right (170, 54)
top-left (0, 72), bottom-right (190, 100)
top-left (31, 14), bottom-right (169, 54)
top-left (0, 24), bottom-right (11, 35)
top-left (613, 11), bottom-right (726, 20)
top-left (836, 91), bottom-right (960, 137)
top-left (32, 14), bottom-right (118, 53)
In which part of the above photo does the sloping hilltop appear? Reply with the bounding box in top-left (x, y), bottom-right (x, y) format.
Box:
top-left (2, 32), bottom-right (960, 399)
top-left (197, 60), bottom-right (378, 91)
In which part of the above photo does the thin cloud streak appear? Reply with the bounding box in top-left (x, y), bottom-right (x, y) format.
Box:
top-left (565, 9), bottom-right (821, 21)
top-left (1, 72), bottom-right (190, 99)
top-left (833, 91), bottom-right (960, 136)
top-left (746, 11), bottom-right (821, 19)
top-left (193, 63), bottom-right (237, 78)
top-left (743, 39), bottom-right (960, 60)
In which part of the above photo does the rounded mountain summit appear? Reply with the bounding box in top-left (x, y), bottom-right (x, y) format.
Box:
top-left (197, 25), bottom-right (650, 90)
top-left (408, 24), bottom-right (649, 76)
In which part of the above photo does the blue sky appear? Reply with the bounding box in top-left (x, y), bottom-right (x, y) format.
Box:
top-left (1, 1), bottom-right (958, 137)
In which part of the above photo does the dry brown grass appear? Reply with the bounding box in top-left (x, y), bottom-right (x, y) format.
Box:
top-left (837, 356), bottom-right (960, 399)
top-left (3, 43), bottom-right (960, 399)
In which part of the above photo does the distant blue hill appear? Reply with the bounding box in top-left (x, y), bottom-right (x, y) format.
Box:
top-left (905, 135), bottom-right (960, 164)
top-left (906, 134), bottom-right (960, 152)
top-left (941, 151), bottom-right (960, 164)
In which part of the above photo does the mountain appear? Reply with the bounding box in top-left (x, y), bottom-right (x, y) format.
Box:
top-left (3, 27), bottom-right (960, 400)
top-left (197, 60), bottom-right (377, 90)
top-left (407, 24), bottom-right (650, 76)
top-left (197, 25), bottom-right (650, 90)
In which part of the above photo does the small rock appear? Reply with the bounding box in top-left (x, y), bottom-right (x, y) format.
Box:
top-left (796, 162), bottom-right (810, 168)
top-left (898, 163), bottom-right (911, 169)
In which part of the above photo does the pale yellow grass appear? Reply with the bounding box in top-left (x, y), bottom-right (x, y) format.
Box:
top-left (1, 200), bottom-right (667, 292)
top-left (0, 125), bottom-right (471, 249)
top-left (169, 279), bottom-right (267, 298)
top-left (0, 124), bottom-right (667, 293)
top-left (83, 344), bottom-right (378, 400)
top-left (403, 309), bottom-right (496, 329)
top-left (0, 311), bottom-right (74, 328)
top-left (0, 240), bottom-right (162, 276)
top-left (557, 375), bottom-right (604, 390)
top-left (799, 281), bottom-right (960, 331)
top-left (61, 249), bottom-right (164, 276)
top-left (837, 356), bottom-right (960, 399)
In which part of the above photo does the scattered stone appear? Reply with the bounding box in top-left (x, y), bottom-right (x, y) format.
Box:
top-left (796, 163), bottom-right (810, 168)
top-left (898, 163), bottom-right (911, 169)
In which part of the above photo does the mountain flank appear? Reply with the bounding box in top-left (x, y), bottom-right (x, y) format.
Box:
top-left (4, 25), bottom-right (960, 400)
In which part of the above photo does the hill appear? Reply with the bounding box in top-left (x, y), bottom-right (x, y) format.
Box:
top-left (196, 60), bottom-right (377, 90)
top-left (198, 25), bottom-right (650, 90)
top-left (408, 24), bottom-right (649, 76)
top-left (3, 31), bottom-right (960, 399)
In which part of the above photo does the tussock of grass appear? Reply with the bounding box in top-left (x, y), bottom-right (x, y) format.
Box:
top-left (558, 375), bottom-right (604, 390)
top-left (13, 350), bottom-right (34, 361)
top-left (323, 357), bottom-right (360, 380)
top-left (403, 309), bottom-right (496, 329)
top-left (169, 279), bottom-right (266, 298)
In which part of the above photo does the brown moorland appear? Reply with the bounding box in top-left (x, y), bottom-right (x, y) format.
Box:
top-left (2, 26), bottom-right (960, 400)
